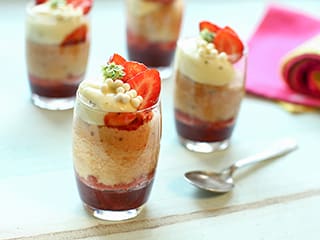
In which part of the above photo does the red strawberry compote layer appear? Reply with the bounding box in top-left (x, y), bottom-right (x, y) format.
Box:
top-left (25, 0), bottom-right (92, 109)
top-left (125, 0), bottom-right (183, 67)
top-left (72, 54), bottom-right (161, 220)
top-left (173, 21), bottom-right (246, 152)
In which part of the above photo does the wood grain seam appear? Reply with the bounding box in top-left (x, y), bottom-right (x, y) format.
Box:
top-left (5, 188), bottom-right (320, 240)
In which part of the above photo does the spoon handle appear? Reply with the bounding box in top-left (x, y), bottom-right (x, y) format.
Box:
top-left (232, 138), bottom-right (298, 170)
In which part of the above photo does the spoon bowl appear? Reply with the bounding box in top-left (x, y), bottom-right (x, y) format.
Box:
top-left (185, 171), bottom-right (234, 193)
top-left (184, 138), bottom-right (298, 193)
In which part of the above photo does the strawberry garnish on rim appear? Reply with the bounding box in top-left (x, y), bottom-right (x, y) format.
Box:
top-left (34, 0), bottom-right (93, 15)
top-left (199, 21), bottom-right (244, 63)
top-left (109, 53), bottom-right (126, 66)
top-left (199, 21), bottom-right (221, 33)
top-left (61, 24), bottom-right (87, 46)
top-left (214, 26), bottom-right (244, 63)
top-left (108, 54), bottom-right (148, 82)
top-left (105, 54), bottom-right (161, 109)
top-left (102, 54), bottom-right (161, 130)
top-left (123, 62), bottom-right (148, 82)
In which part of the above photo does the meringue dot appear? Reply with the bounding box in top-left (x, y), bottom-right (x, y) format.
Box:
top-left (101, 84), bottom-right (108, 94)
top-left (128, 89), bottom-right (137, 98)
top-left (218, 52), bottom-right (228, 60)
top-left (210, 49), bottom-right (218, 56)
top-left (116, 86), bottom-right (125, 93)
top-left (207, 43), bottom-right (214, 50)
top-left (198, 48), bottom-right (206, 56)
top-left (131, 98), bottom-right (141, 108)
top-left (136, 96), bottom-right (143, 102)
top-left (115, 93), bottom-right (124, 102)
top-left (106, 78), bottom-right (114, 88)
top-left (197, 39), bottom-right (207, 48)
top-left (123, 83), bottom-right (130, 91)
top-left (114, 79), bottom-right (124, 87)
top-left (121, 94), bottom-right (130, 103)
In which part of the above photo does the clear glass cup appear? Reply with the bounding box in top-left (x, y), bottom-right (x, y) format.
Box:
top-left (25, 2), bottom-right (90, 110)
top-left (72, 92), bottom-right (162, 221)
top-left (173, 37), bottom-right (247, 153)
top-left (125, 0), bottom-right (184, 79)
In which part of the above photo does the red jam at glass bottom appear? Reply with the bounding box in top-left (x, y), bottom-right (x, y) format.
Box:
top-left (127, 42), bottom-right (175, 67)
top-left (76, 175), bottom-right (154, 211)
top-left (174, 109), bottom-right (235, 142)
top-left (28, 74), bottom-right (83, 98)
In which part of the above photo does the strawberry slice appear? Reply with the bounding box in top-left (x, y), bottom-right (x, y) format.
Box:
top-left (66, 0), bottom-right (93, 15)
top-left (199, 21), bottom-right (221, 33)
top-left (61, 25), bottom-right (87, 46)
top-left (104, 112), bottom-right (147, 130)
top-left (108, 55), bottom-right (148, 82)
top-left (104, 112), bottom-right (137, 127)
top-left (122, 61), bottom-right (148, 82)
top-left (127, 69), bottom-right (161, 109)
top-left (213, 26), bottom-right (244, 63)
top-left (109, 53), bottom-right (126, 66)
top-left (35, 0), bottom-right (47, 4)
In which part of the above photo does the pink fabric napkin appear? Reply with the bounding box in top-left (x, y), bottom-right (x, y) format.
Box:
top-left (246, 4), bottom-right (320, 107)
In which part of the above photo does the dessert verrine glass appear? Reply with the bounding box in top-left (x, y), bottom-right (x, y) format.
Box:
top-left (173, 22), bottom-right (246, 153)
top-left (25, 0), bottom-right (91, 110)
top-left (72, 54), bottom-right (162, 221)
top-left (125, 0), bottom-right (184, 79)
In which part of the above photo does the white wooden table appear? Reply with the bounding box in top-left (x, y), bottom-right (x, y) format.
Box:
top-left (1, 0), bottom-right (320, 239)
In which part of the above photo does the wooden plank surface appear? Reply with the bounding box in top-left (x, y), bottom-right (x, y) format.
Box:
top-left (1, 0), bottom-right (320, 239)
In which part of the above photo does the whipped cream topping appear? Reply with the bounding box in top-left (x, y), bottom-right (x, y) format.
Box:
top-left (126, 0), bottom-right (162, 17)
top-left (77, 78), bottom-right (143, 125)
top-left (126, 0), bottom-right (183, 43)
top-left (26, 1), bottom-right (88, 44)
top-left (175, 37), bottom-right (235, 86)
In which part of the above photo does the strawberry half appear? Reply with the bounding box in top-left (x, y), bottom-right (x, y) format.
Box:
top-left (108, 54), bottom-right (148, 82)
top-left (67, 0), bottom-right (93, 15)
top-left (61, 25), bottom-right (87, 46)
top-left (127, 69), bottom-right (161, 109)
top-left (199, 21), bottom-right (221, 33)
top-left (213, 26), bottom-right (244, 63)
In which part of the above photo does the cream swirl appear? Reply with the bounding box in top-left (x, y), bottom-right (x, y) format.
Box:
top-left (77, 78), bottom-right (144, 125)
top-left (126, 0), bottom-right (162, 17)
top-left (175, 37), bottom-right (235, 86)
top-left (26, 1), bottom-right (88, 44)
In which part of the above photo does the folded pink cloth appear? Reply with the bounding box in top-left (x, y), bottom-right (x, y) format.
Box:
top-left (246, 4), bottom-right (320, 107)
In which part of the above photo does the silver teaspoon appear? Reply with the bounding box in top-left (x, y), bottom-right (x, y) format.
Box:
top-left (184, 138), bottom-right (298, 193)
